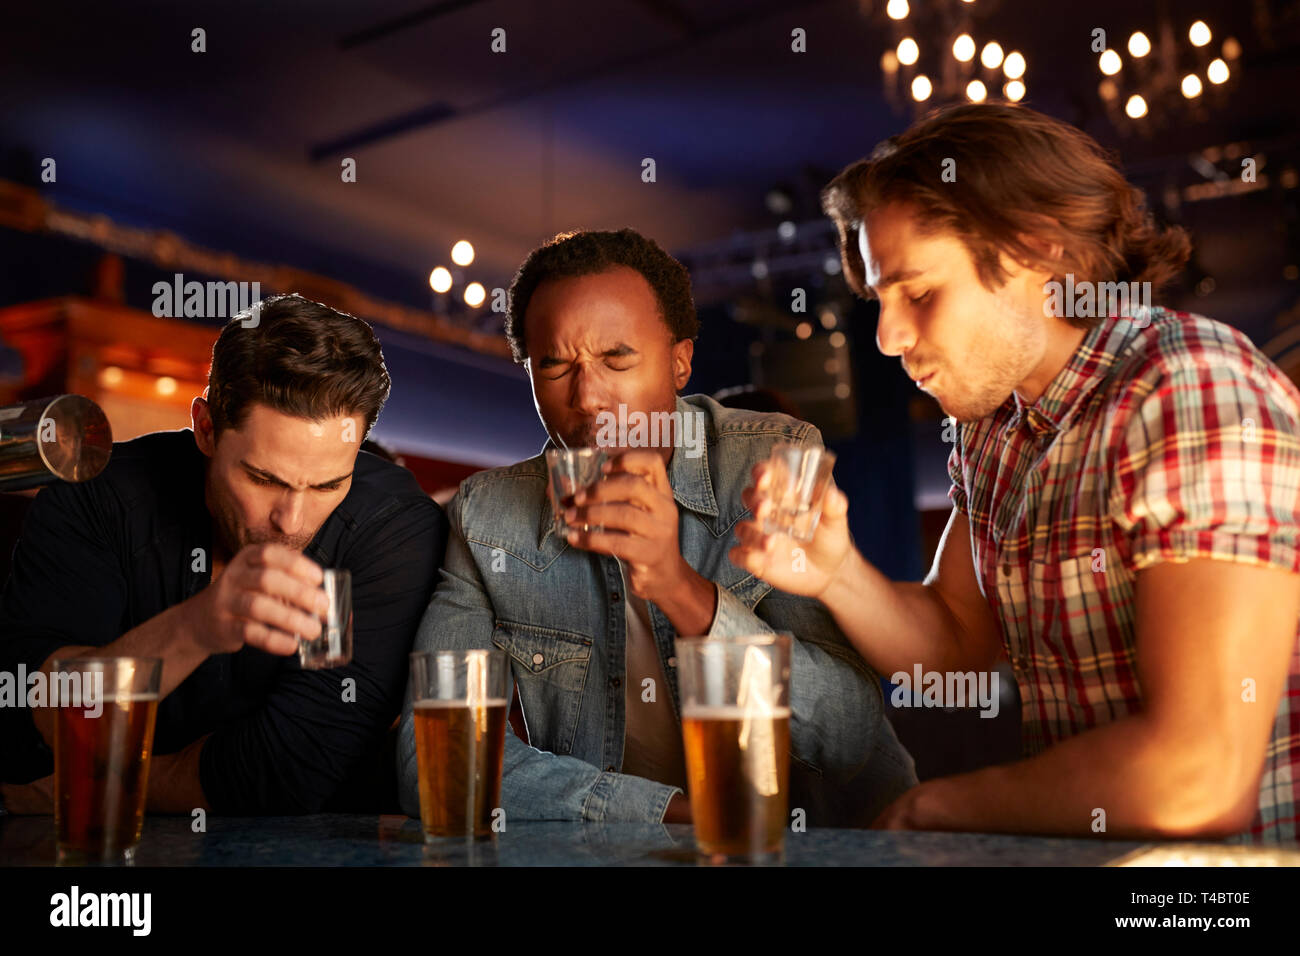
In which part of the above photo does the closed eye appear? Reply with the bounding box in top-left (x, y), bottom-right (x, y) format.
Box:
top-left (247, 471), bottom-right (346, 492)
top-left (908, 290), bottom-right (932, 306)
top-left (538, 352), bottom-right (638, 378)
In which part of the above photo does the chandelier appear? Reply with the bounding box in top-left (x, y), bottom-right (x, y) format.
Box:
top-left (1093, 18), bottom-right (1242, 130)
top-left (871, 0), bottom-right (1027, 114)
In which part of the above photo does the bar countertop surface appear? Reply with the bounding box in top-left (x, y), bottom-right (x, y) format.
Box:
top-left (1, 813), bottom-right (1259, 866)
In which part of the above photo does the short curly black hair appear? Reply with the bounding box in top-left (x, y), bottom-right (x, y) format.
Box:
top-left (505, 228), bottom-right (699, 362)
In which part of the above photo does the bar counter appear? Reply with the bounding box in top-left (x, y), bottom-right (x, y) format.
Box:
top-left (0, 813), bottom-right (1225, 866)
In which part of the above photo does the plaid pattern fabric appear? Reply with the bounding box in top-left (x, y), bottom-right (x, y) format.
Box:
top-left (948, 306), bottom-right (1300, 842)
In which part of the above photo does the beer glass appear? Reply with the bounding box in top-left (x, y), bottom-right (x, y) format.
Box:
top-left (298, 568), bottom-right (352, 670)
top-left (545, 447), bottom-right (605, 536)
top-left (676, 634), bottom-right (792, 864)
top-left (410, 649), bottom-right (510, 840)
top-left (762, 443), bottom-right (837, 542)
top-left (53, 657), bottom-right (163, 865)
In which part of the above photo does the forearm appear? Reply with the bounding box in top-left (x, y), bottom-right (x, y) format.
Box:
top-left (0, 734), bottom-right (211, 815)
top-left (651, 564), bottom-right (717, 637)
top-left (30, 599), bottom-right (209, 746)
top-left (145, 735), bottom-right (210, 813)
top-left (902, 714), bottom-right (1251, 839)
top-left (821, 549), bottom-right (991, 676)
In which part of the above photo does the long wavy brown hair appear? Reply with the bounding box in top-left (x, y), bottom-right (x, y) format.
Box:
top-left (821, 103), bottom-right (1191, 328)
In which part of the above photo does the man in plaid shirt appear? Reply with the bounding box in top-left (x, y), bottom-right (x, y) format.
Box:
top-left (730, 103), bottom-right (1300, 842)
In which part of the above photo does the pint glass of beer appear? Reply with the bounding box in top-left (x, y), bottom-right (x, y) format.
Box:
top-left (409, 649), bottom-right (509, 840)
top-left (52, 657), bottom-right (163, 865)
top-left (675, 634), bottom-right (792, 864)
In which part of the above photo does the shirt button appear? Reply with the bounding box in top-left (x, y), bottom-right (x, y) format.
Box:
top-left (532, 653), bottom-right (544, 666)
top-left (610, 592), bottom-right (620, 602)
top-left (606, 765), bottom-right (615, 772)
top-left (667, 656), bottom-right (677, 668)
top-left (611, 677), bottom-right (621, 688)
top-left (1000, 563), bottom-right (1011, 576)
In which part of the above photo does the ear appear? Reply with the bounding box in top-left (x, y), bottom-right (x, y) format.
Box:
top-left (191, 395), bottom-right (216, 457)
top-left (1016, 229), bottom-right (1065, 266)
top-left (671, 338), bottom-right (694, 391)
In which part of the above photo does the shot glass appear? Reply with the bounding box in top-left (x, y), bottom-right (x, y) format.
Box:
top-left (546, 447), bottom-right (606, 536)
top-left (53, 657), bottom-right (163, 865)
top-left (298, 568), bottom-right (352, 670)
top-left (761, 443), bottom-right (837, 542)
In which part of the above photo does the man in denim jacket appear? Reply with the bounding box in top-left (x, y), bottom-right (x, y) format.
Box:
top-left (397, 229), bottom-right (916, 825)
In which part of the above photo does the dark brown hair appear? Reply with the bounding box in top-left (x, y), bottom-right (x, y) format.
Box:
top-left (505, 228), bottom-right (698, 362)
top-left (821, 103), bottom-right (1191, 328)
top-left (207, 293), bottom-right (391, 437)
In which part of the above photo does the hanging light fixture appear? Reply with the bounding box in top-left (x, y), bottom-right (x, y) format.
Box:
top-left (1094, 16), bottom-right (1242, 132)
top-left (872, 0), bottom-right (1028, 115)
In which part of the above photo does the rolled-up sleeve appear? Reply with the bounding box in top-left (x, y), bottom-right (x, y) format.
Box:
top-left (1109, 358), bottom-right (1300, 574)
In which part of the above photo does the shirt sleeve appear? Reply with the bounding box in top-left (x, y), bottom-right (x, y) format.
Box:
top-left (1108, 356), bottom-right (1300, 574)
top-left (396, 490), bottom-right (681, 824)
top-left (199, 494), bottom-right (448, 814)
top-left (0, 479), bottom-right (129, 783)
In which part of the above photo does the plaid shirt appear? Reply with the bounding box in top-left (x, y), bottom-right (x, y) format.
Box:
top-left (948, 306), bottom-right (1300, 842)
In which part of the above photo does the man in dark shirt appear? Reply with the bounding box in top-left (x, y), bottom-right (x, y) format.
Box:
top-left (0, 294), bottom-right (447, 814)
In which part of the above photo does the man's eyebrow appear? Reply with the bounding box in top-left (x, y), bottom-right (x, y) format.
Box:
top-left (869, 268), bottom-right (927, 294)
top-left (240, 460), bottom-right (353, 489)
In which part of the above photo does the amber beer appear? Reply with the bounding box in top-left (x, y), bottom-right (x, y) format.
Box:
top-left (409, 648), bottom-right (510, 841)
top-left (413, 699), bottom-right (508, 838)
top-left (682, 705), bottom-right (791, 859)
top-left (52, 657), bottom-right (162, 864)
top-left (676, 633), bottom-right (792, 863)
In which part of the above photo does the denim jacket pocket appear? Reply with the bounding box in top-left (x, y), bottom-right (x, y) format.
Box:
top-left (492, 619), bottom-right (592, 756)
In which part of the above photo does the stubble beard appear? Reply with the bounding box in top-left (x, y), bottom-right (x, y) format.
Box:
top-left (941, 297), bottom-right (1044, 423)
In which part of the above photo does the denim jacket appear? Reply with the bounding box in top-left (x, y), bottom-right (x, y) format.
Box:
top-left (397, 394), bottom-right (917, 824)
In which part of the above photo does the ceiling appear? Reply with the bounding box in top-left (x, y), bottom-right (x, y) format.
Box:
top-left (2, 0), bottom-right (1299, 342)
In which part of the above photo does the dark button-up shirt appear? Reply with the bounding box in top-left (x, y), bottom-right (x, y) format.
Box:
top-left (1, 428), bottom-right (447, 814)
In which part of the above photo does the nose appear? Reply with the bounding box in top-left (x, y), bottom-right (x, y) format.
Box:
top-left (270, 489), bottom-right (306, 537)
top-left (570, 362), bottom-right (610, 418)
top-left (875, 302), bottom-right (917, 358)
